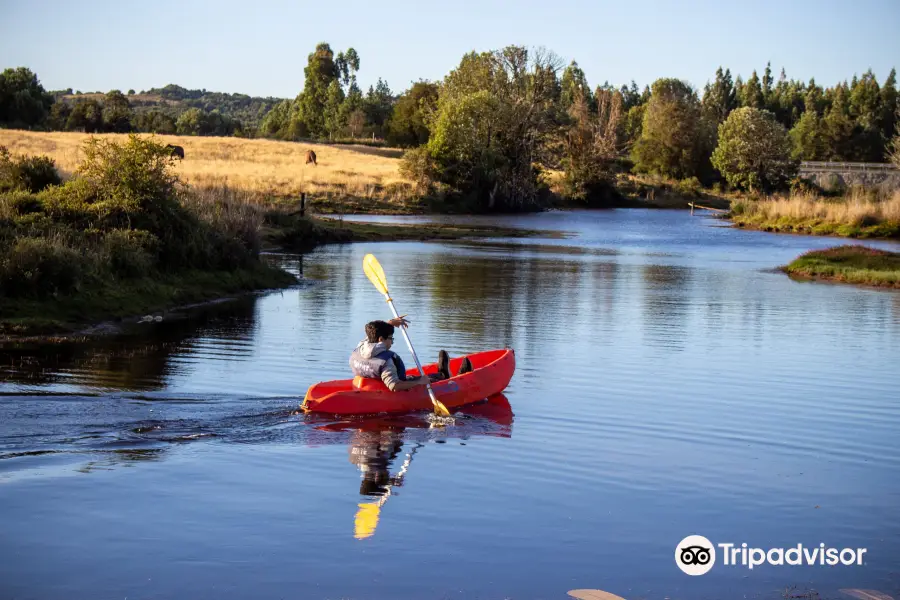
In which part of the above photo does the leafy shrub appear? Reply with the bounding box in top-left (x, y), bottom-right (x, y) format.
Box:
top-left (0, 237), bottom-right (83, 297)
top-left (102, 229), bottom-right (158, 278)
top-left (0, 146), bottom-right (62, 193)
top-left (0, 135), bottom-right (268, 302)
top-left (399, 146), bottom-right (436, 192)
top-left (674, 177), bottom-right (702, 197)
top-left (2, 191), bottom-right (43, 215)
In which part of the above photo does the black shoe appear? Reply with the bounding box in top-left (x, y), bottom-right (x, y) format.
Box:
top-left (438, 350), bottom-right (451, 379)
top-left (458, 357), bottom-right (473, 375)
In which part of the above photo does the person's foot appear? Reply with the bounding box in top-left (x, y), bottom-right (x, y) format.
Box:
top-left (438, 350), bottom-right (451, 379)
top-left (458, 357), bottom-right (473, 375)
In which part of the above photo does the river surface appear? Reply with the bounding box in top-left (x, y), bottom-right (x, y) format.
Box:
top-left (2, 209), bottom-right (899, 600)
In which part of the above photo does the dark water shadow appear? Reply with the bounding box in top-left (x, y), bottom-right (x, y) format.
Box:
top-left (0, 296), bottom-right (261, 391)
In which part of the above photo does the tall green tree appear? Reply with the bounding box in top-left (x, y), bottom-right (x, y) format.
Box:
top-left (740, 71), bottom-right (764, 109)
top-left (620, 81), bottom-right (641, 111)
top-left (823, 85), bottom-right (855, 160)
top-left (702, 67), bottom-right (737, 125)
top-left (789, 110), bottom-right (827, 161)
top-left (562, 87), bottom-right (625, 202)
top-left (323, 80), bottom-right (346, 138)
top-left (66, 99), bottom-right (104, 132)
top-left (560, 61), bottom-right (592, 111)
top-left (711, 107), bottom-right (795, 192)
top-left (761, 62), bottom-right (774, 106)
top-left (0, 67), bottom-right (53, 127)
top-left (102, 90), bottom-right (133, 132)
top-left (890, 107), bottom-right (900, 167)
top-left (363, 78), bottom-right (393, 135)
top-left (387, 81), bottom-right (439, 147)
top-left (297, 43), bottom-right (341, 137)
top-left (258, 99), bottom-right (292, 138)
top-left (176, 107), bottom-right (205, 135)
top-left (632, 78), bottom-right (705, 179)
top-left (414, 46), bottom-right (563, 211)
top-left (879, 68), bottom-right (897, 146)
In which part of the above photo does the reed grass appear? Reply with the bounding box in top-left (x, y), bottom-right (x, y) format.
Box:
top-left (731, 189), bottom-right (900, 238)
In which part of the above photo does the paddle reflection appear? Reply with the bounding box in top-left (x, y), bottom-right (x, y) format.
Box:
top-left (313, 394), bottom-right (514, 539)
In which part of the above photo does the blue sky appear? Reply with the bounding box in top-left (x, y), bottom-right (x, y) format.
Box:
top-left (2, 0), bottom-right (897, 98)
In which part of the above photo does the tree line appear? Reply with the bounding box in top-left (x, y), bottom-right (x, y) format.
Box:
top-left (1, 46), bottom-right (898, 211)
top-left (0, 69), bottom-right (279, 136)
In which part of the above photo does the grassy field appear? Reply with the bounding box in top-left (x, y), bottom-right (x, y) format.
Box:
top-left (782, 245), bottom-right (900, 288)
top-left (730, 190), bottom-right (900, 238)
top-left (0, 130), bottom-right (420, 213)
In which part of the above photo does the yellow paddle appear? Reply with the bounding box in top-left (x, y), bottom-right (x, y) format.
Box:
top-left (362, 254), bottom-right (451, 417)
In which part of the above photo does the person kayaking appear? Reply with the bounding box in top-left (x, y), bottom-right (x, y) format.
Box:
top-left (350, 318), bottom-right (473, 391)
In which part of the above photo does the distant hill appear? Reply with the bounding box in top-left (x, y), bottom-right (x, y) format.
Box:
top-left (61, 84), bottom-right (286, 130)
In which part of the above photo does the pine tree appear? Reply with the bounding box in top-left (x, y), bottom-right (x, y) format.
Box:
top-left (789, 110), bottom-right (827, 161)
top-left (560, 61), bottom-right (592, 111)
top-left (701, 67), bottom-right (737, 125)
top-left (762, 62), bottom-right (774, 105)
top-left (823, 85), bottom-right (854, 160)
top-left (742, 71), bottom-right (764, 108)
top-left (879, 68), bottom-right (897, 147)
top-left (323, 80), bottom-right (345, 139)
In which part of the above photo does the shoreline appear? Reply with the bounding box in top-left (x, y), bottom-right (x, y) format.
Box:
top-left (731, 217), bottom-right (900, 240)
top-left (1, 217), bottom-right (547, 345)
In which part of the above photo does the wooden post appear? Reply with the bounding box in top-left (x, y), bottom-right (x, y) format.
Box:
top-left (300, 193), bottom-right (306, 217)
top-left (690, 202), bottom-right (694, 216)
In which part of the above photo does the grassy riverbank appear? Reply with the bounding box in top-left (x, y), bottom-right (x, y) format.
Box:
top-left (0, 138), bottom-right (543, 339)
top-left (0, 136), bottom-right (303, 338)
top-left (782, 246), bottom-right (900, 288)
top-left (731, 190), bottom-right (900, 238)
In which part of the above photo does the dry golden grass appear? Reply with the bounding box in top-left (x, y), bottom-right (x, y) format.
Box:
top-left (731, 189), bottom-right (900, 238)
top-left (0, 130), bottom-right (419, 211)
top-left (738, 189), bottom-right (900, 223)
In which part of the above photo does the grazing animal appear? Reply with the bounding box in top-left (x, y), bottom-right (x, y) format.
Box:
top-left (165, 144), bottom-right (185, 159)
top-left (306, 149), bottom-right (317, 166)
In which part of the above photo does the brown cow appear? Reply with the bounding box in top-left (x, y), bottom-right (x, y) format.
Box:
top-left (306, 149), bottom-right (317, 166)
top-left (165, 144), bottom-right (185, 159)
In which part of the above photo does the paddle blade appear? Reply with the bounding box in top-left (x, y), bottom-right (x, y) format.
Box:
top-left (363, 254), bottom-right (390, 296)
top-left (354, 502), bottom-right (381, 539)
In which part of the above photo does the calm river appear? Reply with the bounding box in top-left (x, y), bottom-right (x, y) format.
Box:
top-left (2, 210), bottom-right (899, 599)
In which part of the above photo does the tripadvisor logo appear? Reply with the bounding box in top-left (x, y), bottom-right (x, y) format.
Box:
top-left (676, 535), bottom-right (716, 576)
top-left (675, 535), bottom-right (868, 575)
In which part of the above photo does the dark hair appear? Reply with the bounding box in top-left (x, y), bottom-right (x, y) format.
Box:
top-left (365, 320), bottom-right (394, 343)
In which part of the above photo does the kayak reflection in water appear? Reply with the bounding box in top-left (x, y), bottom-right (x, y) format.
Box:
top-left (349, 318), bottom-right (473, 392)
top-left (348, 428), bottom-right (409, 497)
top-left (314, 394), bottom-right (514, 539)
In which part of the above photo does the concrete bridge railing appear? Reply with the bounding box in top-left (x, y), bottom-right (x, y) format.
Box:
top-left (798, 161), bottom-right (900, 191)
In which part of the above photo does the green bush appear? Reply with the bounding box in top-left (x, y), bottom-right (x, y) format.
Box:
top-left (102, 229), bottom-right (158, 278)
top-left (0, 146), bottom-right (62, 193)
top-left (674, 177), bottom-right (702, 197)
top-left (3, 190), bottom-right (43, 215)
top-left (0, 135), bottom-right (269, 302)
top-left (399, 146), bottom-right (436, 192)
top-left (0, 237), bottom-right (84, 297)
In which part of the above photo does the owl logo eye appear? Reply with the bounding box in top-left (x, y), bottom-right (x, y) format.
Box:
top-left (680, 545), bottom-right (711, 565)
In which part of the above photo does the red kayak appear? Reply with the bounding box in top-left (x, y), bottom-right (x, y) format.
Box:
top-left (302, 349), bottom-right (515, 415)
